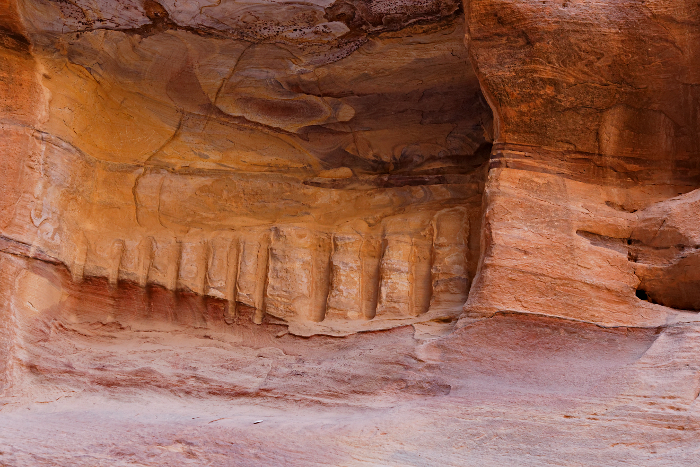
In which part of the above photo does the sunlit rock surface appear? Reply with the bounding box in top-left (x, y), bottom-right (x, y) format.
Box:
top-left (0, 0), bottom-right (699, 465)
top-left (2, 0), bottom-right (492, 334)
top-left (463, 0), bottom-right (700, 326)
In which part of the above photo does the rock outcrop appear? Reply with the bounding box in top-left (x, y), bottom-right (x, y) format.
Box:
top-left (463, 0), bottom-right (700, 326)
top-left (632, 190), bottom-right (700, 311)
top-left (1, 0), bottom-right (492, 335)
top-left (0, 0), bottom-right (699, 464)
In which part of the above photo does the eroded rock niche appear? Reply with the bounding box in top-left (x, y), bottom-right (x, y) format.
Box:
top-left (0, 0), bottom-right (494, 337)
top-left (1, 0), bottom-right (699, 339)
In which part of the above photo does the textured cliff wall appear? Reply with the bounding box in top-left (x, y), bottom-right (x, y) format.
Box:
top-left (2, 0), bottom-right (697, 335)
top-left (1, 1), bottom-right (700, 465)
top-left (0, 0), bottom-right (49, 393)
top-left (1, 0), bottom-right (494, 335)
top-left (464, 0), bottom-right (700, 325)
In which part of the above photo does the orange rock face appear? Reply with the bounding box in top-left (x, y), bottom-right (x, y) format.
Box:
top-left (464, 0), bottom-right (700, 325)
top-left (0, 0), bottom-right (699, 464)
top-left (2, 0), bottom-right (492, 335)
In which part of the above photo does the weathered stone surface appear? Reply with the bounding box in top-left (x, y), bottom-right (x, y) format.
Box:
top-left (0, 0), bottom-right (699, 464)
top-left (463, 0), bottom-right (700, 326)
top-left (1, 254), bottom-right (700, 465)
top-left (1, 0), bottom-right (491, 334)
top-left (632, 189), bottom-right (700, 311)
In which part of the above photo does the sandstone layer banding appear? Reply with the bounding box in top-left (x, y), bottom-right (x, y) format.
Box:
top-left (1, 0), bottom-right (699, 465)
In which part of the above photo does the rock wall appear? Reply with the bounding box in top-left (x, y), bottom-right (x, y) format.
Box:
top-left (1, 1), bottom-right (700, 464)
top-left (0, 0), bottom-right (697, 333)
top-left (0, 0), bottom-right (698, 337)
top-left (1, 0), bottom-right (493, 336)
top-left (463, 0), bottom-right (700, 326)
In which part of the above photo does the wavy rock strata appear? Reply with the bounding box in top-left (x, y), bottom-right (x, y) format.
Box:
top-left (1, 0), bottom-right (492, 335)
top-left (463, 0), bottom-right (700, 326)
top-left (1, 0), bottom-right (699, 464)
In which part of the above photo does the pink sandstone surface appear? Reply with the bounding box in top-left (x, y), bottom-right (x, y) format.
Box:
top-left (0, 0), bottom-right (699, 464)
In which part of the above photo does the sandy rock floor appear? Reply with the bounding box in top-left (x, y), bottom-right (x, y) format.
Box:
top-left (2, 314), bottom-right (699, 466)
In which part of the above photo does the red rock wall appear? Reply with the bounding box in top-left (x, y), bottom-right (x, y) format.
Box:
top-left (0, 0), bottom-right (46, 392)
top-left (463, 0), bottom-right (700, 325)
top-left (0, 0), bottom-right (699, 374)
top-left (0, 2), bottom-right (699, 464)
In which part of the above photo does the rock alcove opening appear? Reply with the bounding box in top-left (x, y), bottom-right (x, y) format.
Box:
top-left (6, 0), bottom-right (494, 335)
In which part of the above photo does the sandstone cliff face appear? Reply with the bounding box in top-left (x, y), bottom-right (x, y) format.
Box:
top-left (2, 0), bottom-right (492, 335)
top-left (1, 0), bottom-right (700, 465)
top-left (464, 0), bottom-right (700, 326)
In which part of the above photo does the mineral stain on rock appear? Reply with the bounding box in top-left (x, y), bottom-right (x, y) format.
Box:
top-left (0, 0), bottom-right (699, 464)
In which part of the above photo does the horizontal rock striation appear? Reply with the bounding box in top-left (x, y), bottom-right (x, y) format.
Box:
top-left (1, 0), bottom-right (492, 334)
top-left (1, 0), bottom-right (700, 463)
top-left (463, 0), bottom-right (700, 326)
